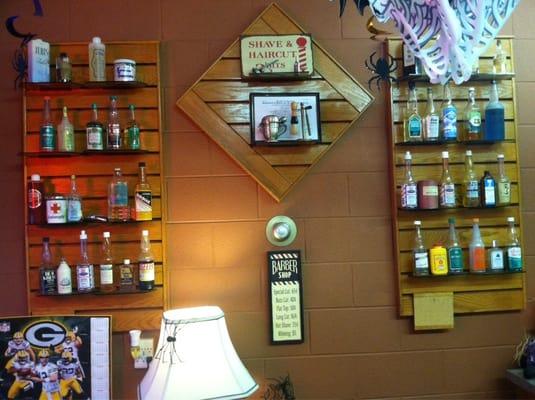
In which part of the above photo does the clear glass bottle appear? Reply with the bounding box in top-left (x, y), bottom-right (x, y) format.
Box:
top-left (138, 230), bottom-right (155, 291)
top-left (99, 231), bottom-right (114, 292)
top-left (463, 150), bottom-right (480, 207)
top-left (57, 257), bottom-right (72, 295)
top-left (400, 151), bottom-right (418, 209)
top-left (134, 162), bottom-right (152, 221)
top-left (412, 220), bottom-right (429, 276)
top-left (493, 39), bottom-right (507, 74)
top-left (107, 96), bottom-right (122, 149)
top-left (469, 218), bottom-right (486, 273)
top-left (441, 82), bottom-right (458, 141)
top-left (497, 154), bottom-right (511, 206)
top-left (125, 104), bottom-right (140, 150)
top-left (447, 218), bottom-right (464, 274)
top-left (55, 52), bottom-right (72, 83)
top-left (119, 259), bottom-right (135, 291)
top-left (440, 151), bottom-right (456, 208)
top-left (423, 87), bottom-right (440, 141)
top-left (506, 217), bottom-right (523, 271)
top-left (484, 81), bottom-right (505, 141)
top-left (76, 230), bottom-right (95, 292)
top-left (57, 106), bottom-right (75, 152)
top-left (108, 168), bottom-right (129, 222)
top-left (488, 240), bottom-right (504, 272)
top-left (40, 96), bottom-right (56, 151)
top-left (67, 175), bottom-right (83, 222)
top-left (86, 103), bottom-right (104, 151)
top-left (480, 170), bottom-right (496, 208)
top-left (464, 87), bottom-right (482, 141)
top-left (39, 237), bottom-right (56, 295)
top-left (404, 85), bottom-right (422, 142)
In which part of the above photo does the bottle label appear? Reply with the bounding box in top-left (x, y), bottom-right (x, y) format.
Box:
top-left (440, 183), bottom-right (456, 206)
top-left (126, 126), bottom-right (140, 150)
top-left (87, 126), bottom-right (104, 150)
top-left (57, 263), bottom-right (72, 294)
top-left (484, 180), bottom-right (496, 206)
top-left (448, 247), bottom-right (464, 272)
top-left (139, 261), bottom-right (155, 282)
top-left (40, 268), bottom-right (56, 294)
top-left (120, 266), bottom-right (134, 285)
top-left (135, 191), bottom-right (152, 213)
top-left (468, 111), bottom-right (482, 133)
top-left (77, 264), bottom-right (94, 290)
top-left (489, 250), bottom-right (504, 270)
top-left (100, 264), bottom-right (113, 285)
top-left (111, 183), bottom-right (129, 207)
top-left (466, 181), bottom-right (479, 199)
top-left (442, 107), bottom-right (457, 139)
top-left (425, 115), bottom-right (440, 139)
top-left (498, 182), bottom-right (511, 204)
top-left (40, 126), bottom-right (56, 150)
top-left (422, 185), bottom-right (438, 196)
top-left (430, 249), bottom-right (448, 274)
top-left (90, 48), bottom-right (106, 81)
top-left (471, 247), bottom-right (486, 271)
top-left (28, 188), bottom-right (42, 209)
top-left (408, 116), bottom-right (421, 138)
top-left (67, 199), bottom-right (82, 222)
top-left (401, 184), bottom-right (418, 208)
top-left (107, 124), bottom-right (121, 148)
top-left (59, 127), bottom-right (75, 152)
top-left (403, 46), bottom-right (415, 68)
top-left (508, 247), bottom-right (522, 270)
top-left (414, 252), bottom-right (429, 274)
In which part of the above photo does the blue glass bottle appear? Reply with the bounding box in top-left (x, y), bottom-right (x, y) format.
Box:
top-left (484, 80), bottom-right (505, 141)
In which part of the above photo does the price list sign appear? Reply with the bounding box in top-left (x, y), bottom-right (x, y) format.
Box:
top-left (268, 250), bottom-right (304, 344)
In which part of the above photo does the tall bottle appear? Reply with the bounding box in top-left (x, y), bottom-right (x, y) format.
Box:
top-left (57, 258), bottom-right (72, 295)
top-left (40, 96), bottom-right (56, 151)
top-left (57, 106), bottom-right (74, 152)
top-left (447, 218), bottom-right (464, 274)
top-left (440, 151), bottom-right (456, 208)
top-left (86, 103), bottom-right (104, 151)
top-left (493, 39), bottom-right (507, 74)
top-left (135, 162), bottom-right (152, 221)
top-left (464, 87), bottom-right (482, 141)
top-left (506, 217), bottom-right (523, 271)
top-left (463, 150), bottom-right (480, 207)
top-left (484, 81), bottom-right (505, 141)
top-left (497, 154), bottom-right (511, 206)
top-left (125, 104), bottom-right (140, 150)
top-left (138, 230), bottom-right (155, 291)
top-left (67, 175), bottom-right (83, 223)
top-left (423, 88), bottom-right (440, 141)
top-left (107, 96), bottom-right (122, 150)
top-left (28, 174), bottom-right (46, 225)
top-left (412, 220), bottom-right (429, 276)
top-left (39, 237), bottom-right (56, 295)
top-left (480, 170), bottom-right (496, 208)
top-left (108, 168), bottom-right (129, 222)
top-left (400, 151), bottom-right (418, 209)
top-left (469, 218), bottom-right (486, 273)
top-left (441, 82), bottom-right (458, 141)
top-left (99, 232), bottom-right (114, 292)
top-left (404, 85), bottom-right (422, 142)
top-left (76, 230), bottom-right (95, 292)
top-left (88, 37), bottom-right (106, 82)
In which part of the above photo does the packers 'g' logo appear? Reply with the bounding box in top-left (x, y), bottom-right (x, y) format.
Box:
top-left (24, 321), bottom-right (66, 348)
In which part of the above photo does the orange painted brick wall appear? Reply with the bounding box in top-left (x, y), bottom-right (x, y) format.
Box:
top-left (1, 1), bottom-right (535, 398)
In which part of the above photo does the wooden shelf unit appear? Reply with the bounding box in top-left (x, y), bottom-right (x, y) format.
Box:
top-left (23, 41), bottom-right (166, 332)
top-left (385, 37), bottom-right (526, 318)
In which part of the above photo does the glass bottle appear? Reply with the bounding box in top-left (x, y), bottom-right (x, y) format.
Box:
top-left (412, 220), bottom-right (429, 276)
top-left (107, 96), bottom-right (122, 150)
top-left (125, 104), bottom-right (141, 150)
top-left (57, 257), bottom-right (72, 295)
top-left (400, 151), bottom-right (418, 209)
top-left (135, 162), bottom-right (152, 221)
top-left (423, 87), bottom-right (440, 141)
top-left (469, 218), bottom-right (486, 273)
top-left (119, 259), bottom-right (135, 291)
top-left (28, 174), bottom-right (46, 225)
top-left (108, 168), bottom-right (129, 222)
top-left (99, 231), bottom-right (114, 292)
top-left (440, 151), bottom-right (456, 208)
top-left (67, 175), bottom-right (83, 223)
top-left (57, 106), bottom-right (75, 152)
top-left (39, 237), bottom-right (56, 295)
top-left (441, 82), bottom-right (458, 141)
top-left (138, 230), bottom-right (155, 291)
top-left (488, 240), bottom-right (504, 272)
top-left (464, 87), bottom-right (482, 141)
top-left (447, 218), bottom-right (464, 274)
top-left (493, 39), bottom-right (507, 74)
top-left (484, 81), bottom-right (505, 141)
top-left (404, 85), bottom-right (422, 142)
top-left (40, 96), bottom-right (56, 151)
top-left (463, 150), bottom-right (480, 207)
top-left (497, 154), bottom-right (511, 206)
top-left (480, 170), bottom-right (496, 208)
top-left (506, 217), bottom-right (522, 271)
top-left (55, 52), bottom-right (72, 83)
top-left (86, 103), bottom-right (104, 151)
top-left (76, 230), bottom-right (95, 292)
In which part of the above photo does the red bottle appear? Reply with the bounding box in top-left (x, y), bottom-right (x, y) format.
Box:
top-left (28, 174), bottom-right (46, 224)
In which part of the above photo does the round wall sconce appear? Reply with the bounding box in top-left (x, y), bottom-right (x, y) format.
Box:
top-left (266, 216), bottom-right (297, 246)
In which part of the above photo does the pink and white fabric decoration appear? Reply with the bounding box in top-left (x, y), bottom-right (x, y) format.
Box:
top-left (370, 0), bottom-right (520, 84)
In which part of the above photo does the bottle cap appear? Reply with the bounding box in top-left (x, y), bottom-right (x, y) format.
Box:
top-left (59, 52), bottom-right (68, 58)
top-left (497, 154), bottom-right (504, 159)
top-left (124, 259), bottom-right (130, 264)
top-left (466, 150), bottom-right (472, 156)
top-left (442, 151), bottom-right (449, 158)
top-left (492, 240), bottom-right (498, 247)
top-left (91, 103), bottom-right (98, 109)
top-left (507, 217), bottom-right (515, 223)
top-left (129, 330), bottom-right (141, 347)
top-left (43, 237), bottom-right (49, 242)
top-left (71, 174), bottom-right (76, 180)
top-left (129, 104), bottom-right (135, 110)
top-left (44, 96), bottom-right (51, 101)
top-left (31, 174), bottom-right (41, 181)
top-left (114, 167), bottom-right (121, 172)
top-left (139, 162), bottom-right (146, 168)
top-left (414, 220), bottom-right (421, 226)
top-left (142, 230), bottom-right (149, 236)
top-left (80, 230), bottom-right (87, 240)
top-left (92, 37), bottom-right (101, 44)
top-left (448, 217), bottom-right (455, 224)
top-left (110, 95), bottom-right (117, 100)
top-left (404, 151), bottom-right (412, 160)
top-left (103, 232), bottom-right (110, 238)
top-left (473, 218), bottom-right (479, 223)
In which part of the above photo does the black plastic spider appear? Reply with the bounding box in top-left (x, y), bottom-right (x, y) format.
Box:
top-left (262, 374), bottom-right (295, 400)
top-left (365, 51), bottom-right (397, 91)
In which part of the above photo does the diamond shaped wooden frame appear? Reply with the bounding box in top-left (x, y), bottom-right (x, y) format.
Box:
top-left (177, 3), bottom-right (374, 201)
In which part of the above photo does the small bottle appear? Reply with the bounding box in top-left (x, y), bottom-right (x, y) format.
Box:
top-left (430, 244), bottom-right (448, 275)
top-left (488, 240), bottom-right (504, 272)
top-left (440, 151), bottom-right (456, 208)
top-left (290, 102), bottom-right (299, 137)
top-left (464, 87), bottom-right (482, 141)
top-left (441, 82), bottom-right (458, 141)
top-left (480, 170), bottom-right (496, 208)
top-left (99, 232), bottom-right (114, 292)
top-left (28, 174), bottom-right (46, 225)
top-left (119, 259), bottom-right (135, 291)
top-left (423, 88), bottom-right (440, 141)
top-left (39, 237), bottom-right (56, 295)
top-left (469, 218), bottom-right (486, 273)
top-left (40, 96), bottom-right (56, 151)
top-left (404, 85), bottom-right (422, 142)
top-left (67, 175), bottom-right (83, 223)
top-left (86, 103), bottom-right (104, 151)
top-left (76, 230), bottom-right (95, 292)
top-left (57, 258), bottom-right (72, 295)
top-left (57, 106), bottom-right (75, 152)
top-left (135, 162), bottom-right (152, 221)
top-left (447, 218), bottom-right (464, 274)
top-left (493, 39), bottom-right (507, 74)
top-left (412, 220), bottom-right (429, 276)
top-left (107, 96), bottom-right (122, 150)
top-left (484, 81), bottom-right (505, 141)
top-left (400, 151), bottom-right (418, 209)
top-left (138, 230), bottom-right (155, 291)
top-left (496, 154), bottom-right (511, 206)
top-left (402, 44), bottom-right (421, 76)
top-left (463, 150), bottom-right (480, 207)
top-left (129, 330), bottom-right (142, 360)
top-left (55, 52), bottom-right (72, 83)
top-left (125, 104), bottom-right (140, 150)
top-left (108, 168), bottom-right (129, 222)
top-left (89, 37), bottom-right (106, 82)
top-left (506, 217), bottom-right (522, 271)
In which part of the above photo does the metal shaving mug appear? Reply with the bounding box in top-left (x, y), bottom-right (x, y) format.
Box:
top-left (114, 59), bottom-right (136, 81)
top-left (259, 115), bottom-right (287, 142)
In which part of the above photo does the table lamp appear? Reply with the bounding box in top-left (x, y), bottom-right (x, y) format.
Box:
top-left (138, 306), bottom-right (258, 399)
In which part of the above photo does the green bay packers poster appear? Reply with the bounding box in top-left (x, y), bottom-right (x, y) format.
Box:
top-left (0, 316), bottom-right (110, 400)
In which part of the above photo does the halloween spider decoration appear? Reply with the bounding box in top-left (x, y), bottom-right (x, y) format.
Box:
top-left (338, 0), bottom-right (370, 16)
top-left (262, 374), bottom-right (295, 400)
top-left (365, 51), bottom-right (397, 91)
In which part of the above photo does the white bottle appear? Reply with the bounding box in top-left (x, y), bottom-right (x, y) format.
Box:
top-left (89, 37), bottom-right (106, 82)
top-left (57, 258), bottom-right (72, 294)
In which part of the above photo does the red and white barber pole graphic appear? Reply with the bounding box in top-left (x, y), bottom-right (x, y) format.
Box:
top-left (296, 36), bottom-right (308, 72)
